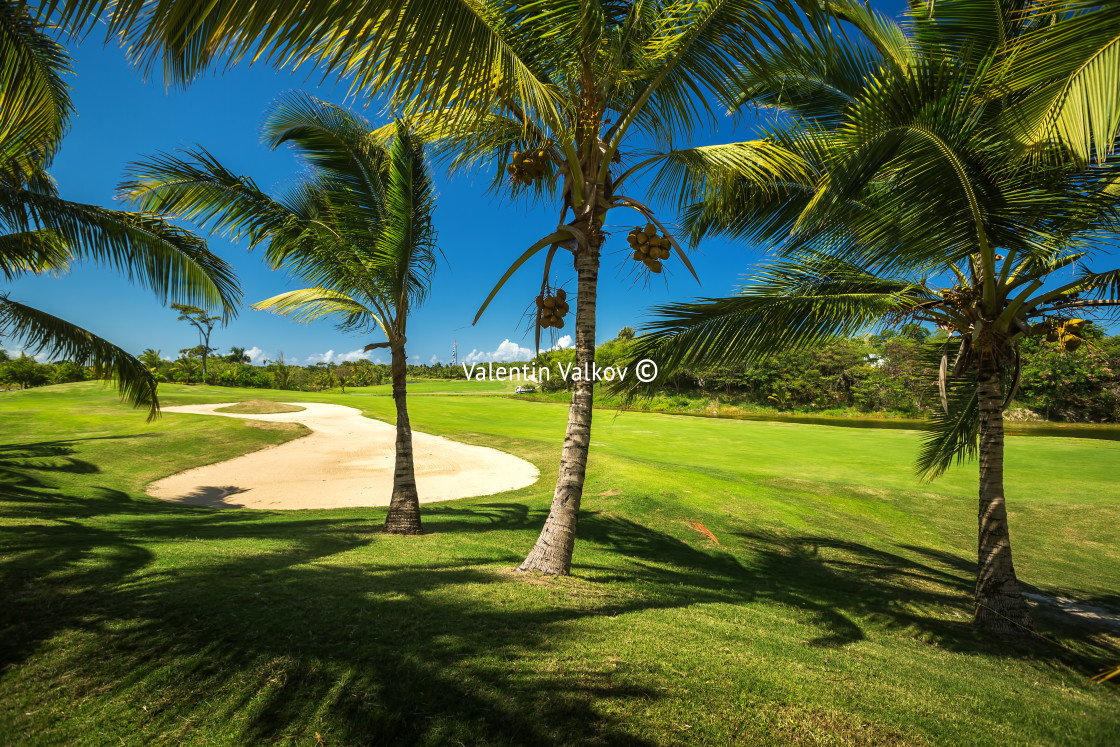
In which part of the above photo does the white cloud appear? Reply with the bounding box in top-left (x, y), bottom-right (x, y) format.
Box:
top-left (337, 348), bottom-right (373, 362)
top-left (3, 345), bottom-right (47, 362)
top-left (301, 348), bottom-right (387, 365)
top-left (548, 335), bottom-right (573, 351)
top-left (245, 346), bottom-right (265, 363)
top-left (429, 354), bottom-right (441, 365)
top-left (463, 338), bottom-right (535, 364)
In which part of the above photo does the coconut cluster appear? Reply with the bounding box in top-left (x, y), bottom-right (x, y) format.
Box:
top-left (939, 286), bottom-right (978, 310)
top-left (1045, 318), bottom-right (1086, 351)
top-left (537, 289), bottom-right (569, 329)
top-left (506, 149), bottom-right (549, 185)
top-left (627, 223), bottom-right (672, 273)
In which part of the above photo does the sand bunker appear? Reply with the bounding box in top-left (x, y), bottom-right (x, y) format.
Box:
top-left (148, 402), bottom-right (539, 510)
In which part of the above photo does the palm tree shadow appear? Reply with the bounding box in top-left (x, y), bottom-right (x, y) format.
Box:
top-left (165, 484), bottom-right (250, 508)
top-left (4, 460), bottom-right (1115, 743)
top-left (577, 515), bottom-right (1117, 659)
top-left (419, 501), bottom-right (533, 533)
top-left (5, 513), bottom-right (664, 744)
top-left (0, 435), bottom-right (162, 519)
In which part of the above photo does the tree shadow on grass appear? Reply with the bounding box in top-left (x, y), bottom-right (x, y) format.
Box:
top-left (0, 436), bottom-right (168, 521)
top-left (418, 501), bottom-right (534, 533)
top-left (3, 517), bottom-right (666, 744)
top-left (576, 515), bottom-right (1118, 661)
top-left (726, 530), bottom-right (1119, 666)
top-left (3, 444), bottom-right (1117, 744)
top-left (1, 444), bottom-right (663, 743)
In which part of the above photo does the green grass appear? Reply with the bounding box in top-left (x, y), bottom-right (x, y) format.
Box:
top-left (214, 400), bottom-right (307, 414)
top-left (345, 378), bottom-right (524, 395)
top-left (1, 381), bottom-right (1118, 746)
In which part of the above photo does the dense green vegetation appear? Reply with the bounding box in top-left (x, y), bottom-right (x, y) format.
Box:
top-left (532, 325), bottom-right (1120, 423)
top-left (9, 323), bottom-right (1118, 424)
top-left (1, 383), bottom-right (1117, 744)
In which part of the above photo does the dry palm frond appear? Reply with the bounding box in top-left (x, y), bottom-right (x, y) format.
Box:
top-left (688, 520), bottom-right (719, 545)
top-left (1090, 665), bottom-right (1120, 685)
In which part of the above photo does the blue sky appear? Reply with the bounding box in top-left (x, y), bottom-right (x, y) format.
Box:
top-left (5, 2), bottom-right (939, 367)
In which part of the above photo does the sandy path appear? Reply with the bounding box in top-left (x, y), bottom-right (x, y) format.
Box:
top-left (147, 402), bottom-right (539, 510)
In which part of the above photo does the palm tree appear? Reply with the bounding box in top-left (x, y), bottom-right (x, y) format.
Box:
top-left (121, 95), bottom-right (439, 534)
top-left (49, 0), bottom-right (816, 575)
top-left (0, 2), bottom-right (239, 418)
top-left (171, 351), bottom-right (199, 384)
top-left (226, 346), bottom-right (250, 364)
top-left (52, 0), bottom-right (815, 577)
top-left (627, 0), bottom-right (1120, 634)
top-left (138, 348), bottom-right (163, 376)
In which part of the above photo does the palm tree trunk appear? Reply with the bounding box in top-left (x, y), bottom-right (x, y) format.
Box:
top-left (383, 344), bottom-right (422, 534)
top-left (973, 354), bottom-right (1033, 634)
top-left (519, 245), bottom-right (599, 574)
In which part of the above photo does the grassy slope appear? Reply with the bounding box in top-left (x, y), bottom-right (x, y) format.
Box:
top-left (1, 381), bottom-right (1118, 746)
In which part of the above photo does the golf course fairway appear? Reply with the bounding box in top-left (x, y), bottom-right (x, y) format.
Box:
top-left (1, 381), bottom-right (1117, 745)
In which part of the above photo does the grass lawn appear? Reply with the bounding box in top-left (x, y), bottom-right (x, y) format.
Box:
top-left (346, 378), bottom-right (524, 396)
top-left (1, 381), bottom-right (1118, 745)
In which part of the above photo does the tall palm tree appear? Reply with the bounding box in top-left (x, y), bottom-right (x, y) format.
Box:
top-left (48, 0), bottom-right (814, 574)
top-left (121, 94), bottom-right (440, 534)
top-left (138, 348), bottom-right (163, 375)
top-left (170, 351), bottom-right (198, 384)
top-left (226, 346), bottom-right (250, 364)
top-left (627, 0), bottom-right (1120, 634)
top-left (0, 1), bottom-right (239, 418)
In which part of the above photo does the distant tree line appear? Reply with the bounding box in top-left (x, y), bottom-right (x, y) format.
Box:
top-left (0, 344), bottom-right (454, 393)
top-left (4, 324), bottom-right (1117, 423)
top-left (533, 325), bottom-right (1120, 424)
top-left (135, 348), bottom-right (470, 393)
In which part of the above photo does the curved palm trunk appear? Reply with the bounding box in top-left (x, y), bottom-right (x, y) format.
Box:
top-left (973, 355), bottom-right (1033, 634)
top-left (519, 245), bottom-right (599, 574)
top-left (383, 345), bottom-right (422, 534)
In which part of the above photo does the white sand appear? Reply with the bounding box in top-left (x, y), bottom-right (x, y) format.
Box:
top-left (147, 402), bottom-right (539, 510)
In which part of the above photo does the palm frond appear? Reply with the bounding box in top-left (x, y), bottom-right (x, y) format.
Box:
top-left (262, 92), bottom-right (388, 214)
top-left (609, 0), bottom-right (807, 153)
top-left (825, 0), bottom-right (915, 71)
top-left (0, 229), bottom-right (70, 278)
top-left (909, 0), bottom-right (1029, 58)
top-left (916, 365), bottom-right (980, 481)
top-left (252, 287), bottom-right (376, 330)
top-left (121, 146), bottom-right (304, 249)
top-left (0, 1), bottom-right (73, 174)
top-left (49, 0), bottom-right (566, 132)
top-left (380, 120), bottom-right (438, 313)
top-left (0, 294), bottom-right (159, 419)
top-left (997, 0), bottom-right (1120, 164)
top-left (627, 254), bottom-right (925, 373)
top-left (3, 186), bottom-right (241, 318)
top-left (644, 138), bottom-right (816, 212)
